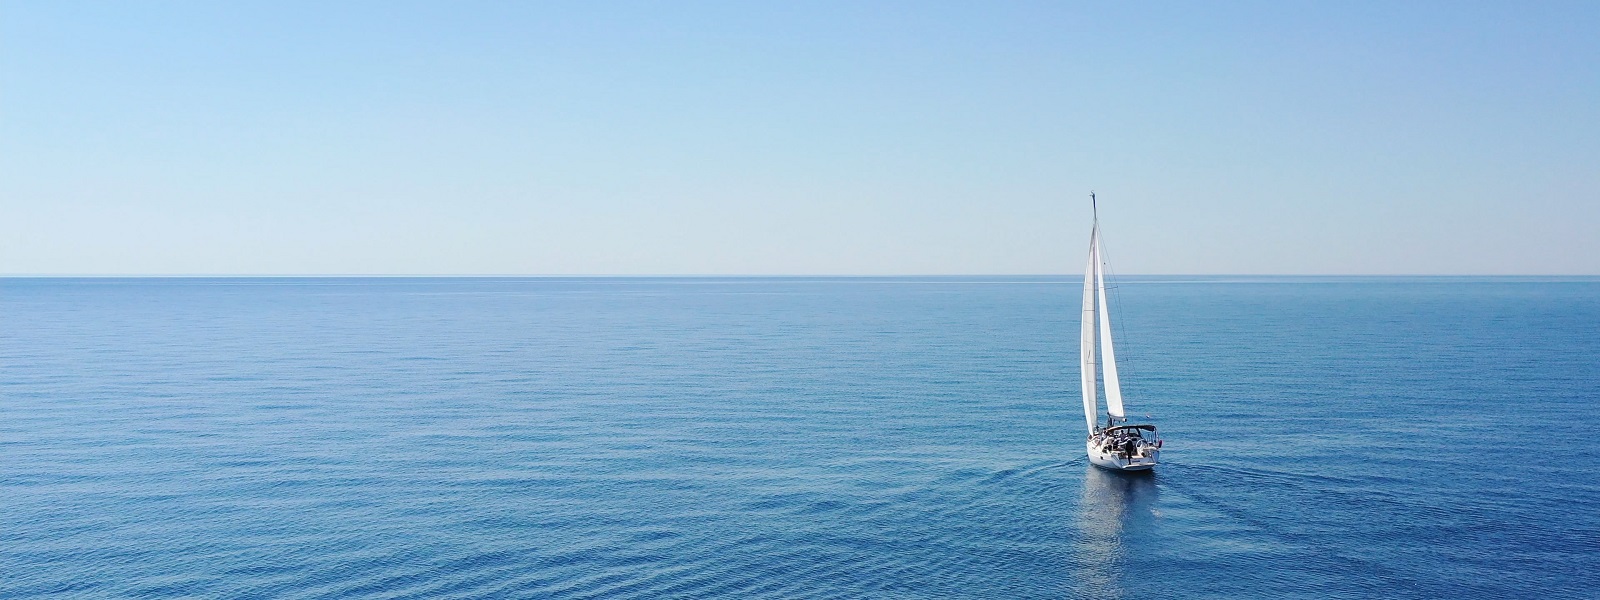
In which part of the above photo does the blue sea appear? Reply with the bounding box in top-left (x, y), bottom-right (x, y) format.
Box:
top-left (3, 276), bottom-right (1597, 599)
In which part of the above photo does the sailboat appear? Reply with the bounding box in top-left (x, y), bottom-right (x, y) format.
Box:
top-left (1080, 192), bottom-right (1161, 471)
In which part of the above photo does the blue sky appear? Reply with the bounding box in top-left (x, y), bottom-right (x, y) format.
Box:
top-left (2, 1), bottom-right (1596, 275)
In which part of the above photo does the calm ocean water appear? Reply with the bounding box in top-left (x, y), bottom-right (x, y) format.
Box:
top-left (3, 276), bottom-right (1597, 599)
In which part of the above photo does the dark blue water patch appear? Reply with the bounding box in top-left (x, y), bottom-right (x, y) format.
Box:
top-left (2, 276), bottom-right (1598, 598)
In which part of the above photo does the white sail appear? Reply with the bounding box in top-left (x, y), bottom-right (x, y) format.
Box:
top-left (1094, 235), bottom-right (1125, 421)
top-left (1080, 229), bottom-right (1100, 434)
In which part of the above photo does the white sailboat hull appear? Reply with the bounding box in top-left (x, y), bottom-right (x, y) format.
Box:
top-left (1086, 438), bottom-right (1158, 471)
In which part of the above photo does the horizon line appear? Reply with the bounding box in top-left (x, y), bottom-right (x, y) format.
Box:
top-left (4, 273), bottom-right (1598, 279)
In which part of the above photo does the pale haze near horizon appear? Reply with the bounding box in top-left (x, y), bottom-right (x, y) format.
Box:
top-left (2, 2), bottom-right (1596, 276)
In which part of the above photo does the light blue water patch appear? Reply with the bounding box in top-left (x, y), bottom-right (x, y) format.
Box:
top-left (3, 276), bottom-right (1597, 598)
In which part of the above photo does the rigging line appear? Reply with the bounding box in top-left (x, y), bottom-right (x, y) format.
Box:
top-left (1097, 223), bottom-right (1140, 391)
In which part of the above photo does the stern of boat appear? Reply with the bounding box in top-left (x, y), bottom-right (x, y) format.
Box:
top-left (1086, 436), bottom-right (1160, 471)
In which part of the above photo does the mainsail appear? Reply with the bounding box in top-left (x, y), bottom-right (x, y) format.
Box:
top-left (1094, 236), bottom-right (1125, 421)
